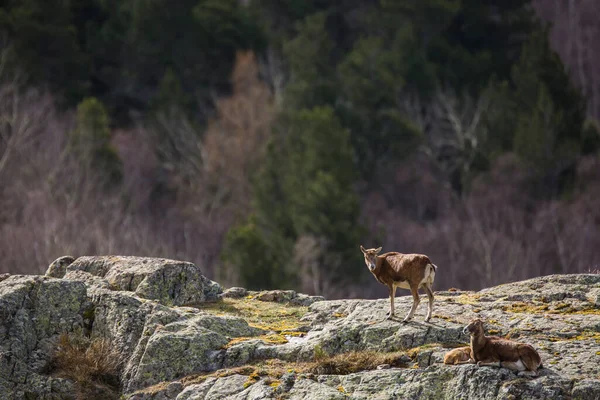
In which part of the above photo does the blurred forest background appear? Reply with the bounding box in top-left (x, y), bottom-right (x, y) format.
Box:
top-left (0, 0), bottom-right (599, 298)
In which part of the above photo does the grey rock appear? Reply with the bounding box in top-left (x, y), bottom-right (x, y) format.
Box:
top-left (67, 256), bottom-right (222, 305)
top-left (220, 287), bottom-right (247, 299)
top-left (250, 289), bottom-right (325, 306)
top-left (45, 255), bottom-right (76, 278)
top-left (3, 263), bottom-right (600, 400)
top-left (125, 321), bottom-right (228, 391)
top-left (254, 290), bottom-right (297, 303)
top-left (0, 275), bottom-right (87, 399)
top-left (176, 378), bottom-right (217, 400)
top-left (571, 379), bottom-right (600, 400)
top-left (286, 378), bottom-right (347, 400)
top-left (291, 293), bottom-right (325, 306)
top-left (63, 269), bottom-right (110, 289)
top-left (588, 288), bottom-right (600, 306)
top-left (229, 381), bottom-right (276, 400)
top-left (190, 314), bottom-right (264, 338)
top-left (166, 382), bottom-right (184, 398)
top-left (204, 374), bottom-right (249, 399)
top-left (278, 372), bottom-right (296, 393)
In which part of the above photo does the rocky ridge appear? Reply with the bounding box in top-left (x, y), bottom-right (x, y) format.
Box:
top-left (0, 256), bottom-right (599, 399)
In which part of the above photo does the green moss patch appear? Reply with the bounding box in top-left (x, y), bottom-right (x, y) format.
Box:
top-left (194, 297), bottom-right (309, 347)
top-left (195, 298), bottom-right (308, 332)
top-left (224, 333), bottom-right (290, 348)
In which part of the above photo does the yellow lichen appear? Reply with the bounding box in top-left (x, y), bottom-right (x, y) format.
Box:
top-left (194, 297), bottom-right (308, 333)
top-left (503, 301), bottom-right (600, 316)
top-left (243, 370), bottom-right (263, 388)
top-left (554, 302), bottom-right (570, 310)
top-left (406, 343), bottom-right (441, 359)
top-left (224, 334), bottom-right (289, 348)
top-left (433, 314), bottom-right (460, 323)
top-left (268, 379), bottom-right (281, 388)
top-left (503, 302), bottom-right (549, 314)
top-left (543, 331), bottom-right (600, 343)
top-left (455, 294), bottom-right (481, 305)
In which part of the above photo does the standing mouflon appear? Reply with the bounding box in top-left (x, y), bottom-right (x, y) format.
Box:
top-left (360, 245), bottom-right (437, 322)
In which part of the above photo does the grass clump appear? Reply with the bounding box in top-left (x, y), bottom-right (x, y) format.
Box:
top-left (308, 350), bottom-right (409, 375)
top-left (405, 343), bottom-right (442, 360)
top-left (49, 332), bottom-right (122, 399)
top-left (179, 349), bottom-right (411, 389)
top-left (243, 370), bottom-right (262, 388)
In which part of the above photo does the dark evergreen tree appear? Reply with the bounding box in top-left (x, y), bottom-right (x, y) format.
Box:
top-left (70, 97), bottom-right (122, 186)
top-left (222, 107), bottom-right (363, 291)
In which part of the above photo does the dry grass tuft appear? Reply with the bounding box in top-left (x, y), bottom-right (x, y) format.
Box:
top-left (50, 332), bottom-right (122, 399)
top-left (308, 350), bottom-right (409, 375)
top-left (177, 350), bottom-right (411, 389)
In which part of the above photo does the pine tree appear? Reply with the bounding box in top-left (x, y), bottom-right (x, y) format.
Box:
top-left (70, 97), bottom-right (122, 186)
top-left (282, 12), bottom-right (336, 108)
top-left (222, 107), bottom-right (363, 292)
top-left (508, 29), bottom-right (585, 195)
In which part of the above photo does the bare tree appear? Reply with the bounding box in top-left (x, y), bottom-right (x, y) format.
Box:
top-left (403, 90), bottom-right (491, 192)
top-left (0, 73), bottom-right (54, 177)
top-left (534, 0), bottom-right (600, 120)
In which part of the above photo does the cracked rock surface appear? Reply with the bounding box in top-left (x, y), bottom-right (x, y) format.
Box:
top-left (2, 257), bottom-right (600, 399)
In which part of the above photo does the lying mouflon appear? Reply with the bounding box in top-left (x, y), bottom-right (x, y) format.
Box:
top-left (464, 318), bottom-right (543, 376)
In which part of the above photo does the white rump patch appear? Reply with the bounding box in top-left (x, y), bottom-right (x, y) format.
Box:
top-left (514, 359), bottom-right (526, 371)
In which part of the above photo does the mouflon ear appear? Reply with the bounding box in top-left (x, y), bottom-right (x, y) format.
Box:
top-left (374, 247), bottom-right (382, 254)
top-left (360, 245), bottom-right (366, 253)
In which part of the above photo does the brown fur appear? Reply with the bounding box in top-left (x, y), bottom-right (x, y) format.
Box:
top-left (464, 319), bottom-right (542, 376)
top-left (360, 245), bottom-right (437, 322)
top-left (443, 346), bottom-right (473, 365)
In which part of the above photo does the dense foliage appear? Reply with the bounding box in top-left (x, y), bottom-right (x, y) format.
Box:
top-left (1, 0), bottom-right (598, 294)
